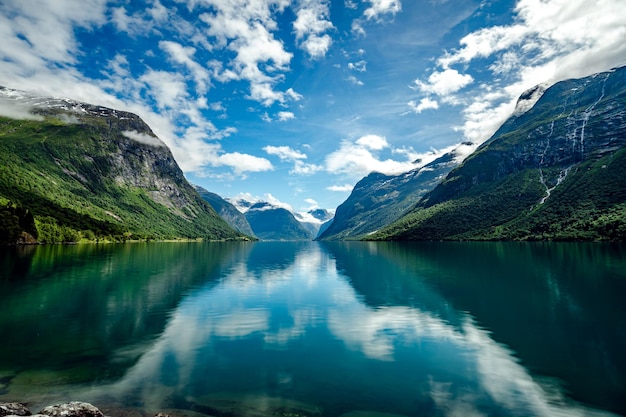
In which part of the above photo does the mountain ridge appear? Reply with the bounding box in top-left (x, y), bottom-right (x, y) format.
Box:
top-left (318, 143), bottom-right (474, 240)
top-left (0, 86), bottom-right (245, 243)
top-left (370, 66), bottom-right (626, 241)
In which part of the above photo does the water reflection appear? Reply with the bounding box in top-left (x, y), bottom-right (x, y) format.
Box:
top-left (1, 242), bottom-right (624, 417)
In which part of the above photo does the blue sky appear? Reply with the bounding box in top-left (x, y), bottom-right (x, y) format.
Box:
top-left (1, 0), bottom-right (625, 214)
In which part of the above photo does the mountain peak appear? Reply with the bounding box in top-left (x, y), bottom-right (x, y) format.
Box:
top-left (0, 86), bottom-right (243, 243)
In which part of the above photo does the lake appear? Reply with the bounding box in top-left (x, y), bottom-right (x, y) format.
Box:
top-left (0, 241), bottom-right (625, 417)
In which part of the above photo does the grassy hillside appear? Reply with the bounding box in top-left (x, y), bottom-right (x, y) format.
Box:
top-left (370, 67), bottom-right (626, 242)
top-left (0, 114), bottom-right (243, 243)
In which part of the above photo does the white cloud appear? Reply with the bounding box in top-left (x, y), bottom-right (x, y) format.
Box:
top-left (408, 97), bottom-right (439, 113)
top-left (293, 0), bottom-right (334, 59)
top-left (348, 60), bottom-right (367, 72)
top-left (364, 0), bottom-right (402, 21)
top-left (122, 130), bottom-right (166, 148)
top-left (198, 0), bottom-right (295, 106)
top-left (0, 0), bottom-right (107, 68)
top-left (301, 34), bottom-right (333, 59)
top-left (438, 24), bottom-right (529, 69)
top-left (325, 135), bottom-right (419, 178)
top-left (347, 75), bottom-right (364, 86)
top-left (264, 193), bottom-right (295, 212)
top-left (159, 40), bottom-right (212, 94)
top-left (304, 198), bottom-right (319, 209)
top-left (285, 88), bottom-right (304, 101)
top-left (277, 111), bottom-right (295, 121)
top-left (218, 152), bottom-right (274, 176)
top-left (356, 134), bottom-right (388, 150)
top-left (327, 184), bottom-right (354, 192)
top-left (264, 145), bottom-right (307, 161)
top-left (351, 20), bottom-right (366, 37)
top-left (290, 160), bottom-right (324, 175)
top-left (415, 69), bottom-right (474, 99)
top-left (263, 145), bottom-right (322, 175)
top-left (0, 92), bottom-right (43, 120)
top-left (139, 69), bottom-right (188, 111)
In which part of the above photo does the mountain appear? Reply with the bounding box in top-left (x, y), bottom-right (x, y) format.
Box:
top-left (244, 202), bottom-right (313, 241)
top-left (194, 186), bottom-right (255, 237)
top-left (317, 144), bottom-right (473, 240)
top-left (295, 208), bottom-right (334, 239)
top-left (371, 66), bottom-right (626, 241)
top-left (0, 86), bottom-right (245, 244)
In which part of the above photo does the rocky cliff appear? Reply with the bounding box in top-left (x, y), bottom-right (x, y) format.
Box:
top-left (0, 86), bottom-right (244, 243)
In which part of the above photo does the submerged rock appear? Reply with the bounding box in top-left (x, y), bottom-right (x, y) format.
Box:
top-left (0, 402), bottom-right (31, 416)
top-left (0, 403), bottom-right (174, 417)
top-left (40, 403), bottom-right (104, 417)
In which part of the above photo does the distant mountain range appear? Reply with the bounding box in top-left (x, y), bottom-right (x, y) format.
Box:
top-left (0, 87), bottom-right (245, 244)
top-left (368, 66), bottom-right (626, 241)
top-left (225, 196), bottom-right (334, 240)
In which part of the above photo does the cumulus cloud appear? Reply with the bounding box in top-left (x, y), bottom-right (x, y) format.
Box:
top-left (195, 0), bottom-right (300, 106)
top-left (293, 0), bottom-right (334, 59)
top-left (325, 134), bottom-right (419, 178)
top-left (415, 69), bottom-right (474, 99)
top-left (277, 111), bottom-right (295, 121)
top-left (408, 97), bottom-right (439, 114)
top-left (364, 0), bottom-right (402, 21)
top-left (216, 152), bottom-right (274, 176)
top-left (356, 134), bottom-right (388, 150)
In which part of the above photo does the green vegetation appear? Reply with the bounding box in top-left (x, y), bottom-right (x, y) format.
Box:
top-left (370, 67), bottom-right (626, 242)
top-left (0, 114), bottom-right (243, 243)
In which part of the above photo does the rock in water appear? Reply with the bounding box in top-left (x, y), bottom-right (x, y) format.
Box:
top-left (0, 403), bottom-right (31, 416)
top-left (40, 402), bottom-right (104, 417)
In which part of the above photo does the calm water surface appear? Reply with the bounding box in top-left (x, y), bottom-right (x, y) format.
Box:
top-left (0, 241), bottom-right (625, 417)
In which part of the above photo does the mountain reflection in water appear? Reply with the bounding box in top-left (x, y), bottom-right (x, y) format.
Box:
top-left (0, 241), bottom-right (624, 417)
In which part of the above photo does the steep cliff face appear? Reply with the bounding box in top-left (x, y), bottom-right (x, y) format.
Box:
top-left (373, 66), bottom-right (626, 241)
top-left (318, 145), bottom-right (470, 240)
top-left (0, 86), bottom-right (243, 242)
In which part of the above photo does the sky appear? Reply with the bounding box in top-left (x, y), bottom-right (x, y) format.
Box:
top-left (0, 0), bottom-right (625, 214)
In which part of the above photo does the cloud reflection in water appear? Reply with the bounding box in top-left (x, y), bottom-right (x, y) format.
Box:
top-left (99, 242), bottom-right (617, 417)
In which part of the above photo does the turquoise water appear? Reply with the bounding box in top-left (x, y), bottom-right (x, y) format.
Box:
top-left (0, 241), bottom-right (625, 417)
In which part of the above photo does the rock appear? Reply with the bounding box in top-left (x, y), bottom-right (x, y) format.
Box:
top-left (39, 402), bottom-right (104, 417)
top-left (0, 403), bottom-right (31, 416)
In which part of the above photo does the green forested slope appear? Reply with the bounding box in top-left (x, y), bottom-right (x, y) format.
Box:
top-left (371, 66), bottom-right (626, 241)
top-left (0, 95), bottom-right (243, 243)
